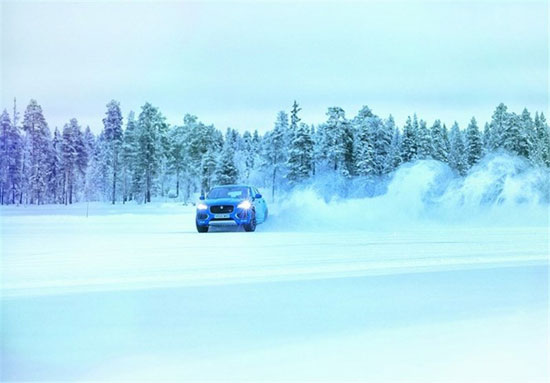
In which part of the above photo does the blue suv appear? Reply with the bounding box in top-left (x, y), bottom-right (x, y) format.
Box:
top-left (195, 185), bottom-right (268, 232)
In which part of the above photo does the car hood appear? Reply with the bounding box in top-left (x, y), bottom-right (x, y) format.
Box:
top-left (204, 198), bottom-right (245, 205)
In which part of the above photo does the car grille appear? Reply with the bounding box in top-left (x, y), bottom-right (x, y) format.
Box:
top-left (210, 205), bottom-right (234, 214)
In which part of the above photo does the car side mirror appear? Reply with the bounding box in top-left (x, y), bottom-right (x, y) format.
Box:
top-left (255, 193), bottom-right (262, 199)
top-left (199, 194), bottom-right (205, 200)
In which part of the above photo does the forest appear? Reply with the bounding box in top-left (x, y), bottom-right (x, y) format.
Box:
top-left (0, 99), bottom-right (549, 205)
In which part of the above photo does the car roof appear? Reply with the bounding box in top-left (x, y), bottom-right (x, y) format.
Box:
top-left (210, 184), bottom-right (253, 188)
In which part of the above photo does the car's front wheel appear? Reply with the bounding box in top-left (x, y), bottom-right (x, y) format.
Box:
top-left (196, 223), bottom-right (209, 233)
top-left (243, 210), bottom-right (256, 232)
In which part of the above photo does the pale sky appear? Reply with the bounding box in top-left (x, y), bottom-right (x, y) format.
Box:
top-left (1, 0), bottom-right (548, 133)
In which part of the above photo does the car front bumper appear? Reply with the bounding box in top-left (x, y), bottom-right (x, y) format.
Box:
top-left (196, 207), bottom-right (253, 227)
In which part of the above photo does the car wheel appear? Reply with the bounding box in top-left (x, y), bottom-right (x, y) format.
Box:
top-left (244, 210), bottom-right (256, 232)
top-left (196, 223), bottom-right (209, 233)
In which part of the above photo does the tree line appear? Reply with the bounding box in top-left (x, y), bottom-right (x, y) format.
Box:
top-left (0, 99), bottom-right (548, 205)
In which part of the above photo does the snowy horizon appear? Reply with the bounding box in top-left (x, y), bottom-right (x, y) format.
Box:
top-left (1, 0), bottom-right (548, 133)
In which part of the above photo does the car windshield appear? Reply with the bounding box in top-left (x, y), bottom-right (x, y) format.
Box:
top-left (207, 186), bottom-right (249, 200)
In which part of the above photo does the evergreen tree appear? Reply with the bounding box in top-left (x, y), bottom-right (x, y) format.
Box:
top-left (416, 118), bottom-right (432, 159)
top-left (82, 126), bottom-right (96, 201)
top-left (488, 103), bottom-right (509, 151)
top-left (533, 112), bottom-right (550, 167)
top-left (482, 122), bottom-right (491, 153)
top-left (166, 123), bottom-right (186, 199)
top-left (22, 99), bottom-right (51, 204)
top-left (287, 122), bottom-right (314, 183)
top-left (121, 112), bottom-right (138, 202)
top-left (242, 131), bottom-right (255, 182)
top-left (215, 139), bottom-right (239, 185)
top-left (289, 100), bottom-right (301, 143)
top-left (502, 112), bottom-right (522, 154)
top-left (465, 117), bottom-right (483, 168)
top-left (388, 126), bottom-right (402, 171)
top-left (61, 118), bottom-right (84, 204)
top-left (370, 115), bottom-right (392, 176)
top-left (263, 111), bottom-right (288, 200)
top-left (185, 115), bottom-right (222, 196)
top-left (47, 128), bottom-right (63, 203)
top-left (86, 132), bottom-right (109, 201)
top-left (135, 103), bottom-right (167, 203)
top-left (311, 124), bottom-right (323, 176)
top-left (518, 108), bottom-right (534, 158)
top-left (401, 115), bottom-right (418, 162)
top-left (353, 106), bottom-right (375, 176)
top-left (448, 122), bottom-right (467, 176)
top-left (287, 101), bottom-right (314, 184)
top-left (430, 119), bottom-right (449, 162)
top-left (102, 100), bottom-right (123, 204)
top-left (323, 107), bottom-right (354, 176)
top-left (19, 134), bottom-right (32, 204)
top-left (201, 149), bottom-right (218, 192)
top-left (0, 110), bottom-right (23, 204)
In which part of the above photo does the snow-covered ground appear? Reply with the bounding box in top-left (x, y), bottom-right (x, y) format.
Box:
top-left (1, 199), bottom-right (549, 381)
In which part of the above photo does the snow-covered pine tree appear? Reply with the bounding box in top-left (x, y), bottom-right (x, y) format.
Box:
top-left (185, 115), bottom-right (223, 196)
top-left (0, 110), bottom-right (8, 204)
top-left (201, 148), bottom-right (218, 192)
top-left (166, 123), bottom-right (186, 199)
top-left (242, 131), bottom-right (255, 182)
top-left (416, 119), bottom-right (432, 159)
top-left (214, 139), bottom-right (239, 185)
top-left (136, 103), bottom-right (167, 203)
top-left (355, 135), bottom-right (375, 177)
top-left (9, 99), bottom-right (23, 204)
top-left (46, 128), bottom-right (63, 203)
top-left (352, 106), bottom-right (375, 177)
top-left (482, 122), bottom-right (491, 154)
top-left (102, 100), bottom-right (123, 204)
top-left (370, 115), bottom-right (392, 176)
top-left (401, 115), bottom-right (418, 162)
top-left (61, 118), bottom-right (82, 204)
top-left (287, 122), bottom-right (314, 184)
top-left (0, 110), bottom-right (23, 205)
top-left (287, 101), bottom-right (314, 184)
top-left (86, 131), bottom-right (109, 202)
top-left (82, 126), bottom-right (96, 202)
top-left (323, 107), bottom-right (354, 176)
top-left (0, 111), bottom-right (12, 204)
top-left (288, 100), bottom-right (301, 143)
top-left (74, 122), bottom-right (88, 201)
top-left (488, 103), bottom-right (509, 151)
top-left (22, 100), bottom-right (51, 204)
top-left (120, 112), bottom-right (138, 202)
top-left (448, 122), bottom-right (467, 176)
top-left (430, 119), bottom-right (449, 162)
top-left (252, 130), bottom-right (261, 152)
top-left (518, 108), bottom-right (534, 159)
top-left (465, 117), bottom-right (483, 168)
top-left (262, 111), bottom-right (288, 200)
top-left (19, 133), bottom-right (32, 204)
top-left (533, 112), bottom-right (550, 167)
top-left (388, 125), bottom-right (402, 171)
top-left (502, 112), bottom-right (522, 155)
top-left (311, 124), bottom-right (323, 177)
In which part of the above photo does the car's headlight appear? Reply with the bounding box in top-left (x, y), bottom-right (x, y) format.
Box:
top-left (237, 200), bottom-right (252, 210)
top-left (197, 203), bottom-right (208, 210)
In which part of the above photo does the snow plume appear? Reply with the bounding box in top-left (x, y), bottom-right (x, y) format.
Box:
top-left (267, 154), bottom-right (549, 230)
